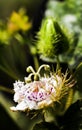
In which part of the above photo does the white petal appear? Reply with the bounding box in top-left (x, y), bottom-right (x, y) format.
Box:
top-left (26, 100), bottom-right (37, 110)
top-left (38, 98), bottom-right (52, 109)
top-left (10, 106), bottom-right (17, 111)
top-left (14, 101), bottom-right (28, 111)
top-left (14, 80), bottom-right (24, 92)
top-left (14, 92), bottom-right (20, 102)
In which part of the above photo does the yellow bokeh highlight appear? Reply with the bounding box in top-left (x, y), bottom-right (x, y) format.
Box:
top-left (7, 8), bottom-right (32, 34)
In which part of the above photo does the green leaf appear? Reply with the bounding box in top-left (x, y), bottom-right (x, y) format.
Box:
top-left (74, 62), bottom-right (82, 92)
top-left (33, 122), bottom-right (59, 130)
top-left (0, 104), bottom-right (20, 130)
top-left (0, 93), bottom-right (33, 130)
top-left (57, 100), bottom-right (82, 130)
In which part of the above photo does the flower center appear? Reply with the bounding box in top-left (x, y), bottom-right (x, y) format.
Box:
top-left (25, 81), bottom-right (54, 102)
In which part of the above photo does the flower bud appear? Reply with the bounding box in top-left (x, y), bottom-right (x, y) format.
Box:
top-left (37, 18), bottom-right (70, 59)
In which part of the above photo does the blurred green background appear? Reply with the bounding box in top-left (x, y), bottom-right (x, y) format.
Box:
top-left (0, 0), bottom-right (82, 130)
top-left (0, 0), bottom-right (46, 130)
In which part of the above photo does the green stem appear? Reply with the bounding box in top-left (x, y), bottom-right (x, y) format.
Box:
top-left (0, 85), bottom-right (14, 94)
top-left (65, 89), bottom-right (74, 111)
top-left (42, 110), bottom-right (46, 122)
top-left (56, 55), bottom-right (60, 71)
top-left (33, 55), bottom-right (39, 71)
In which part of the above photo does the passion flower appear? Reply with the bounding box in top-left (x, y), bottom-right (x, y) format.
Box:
top-left (10, 65), bottom-right (75, 112)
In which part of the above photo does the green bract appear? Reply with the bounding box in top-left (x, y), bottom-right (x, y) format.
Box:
top-left (36, 18), bottom-right (70, 58)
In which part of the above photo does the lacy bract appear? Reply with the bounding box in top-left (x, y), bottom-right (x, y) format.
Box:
top-left (10, 65), bottom-right (75, 111)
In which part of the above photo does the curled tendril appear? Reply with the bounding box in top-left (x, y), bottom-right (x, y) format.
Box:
top-left (25, 64), bottom-right (50, 82)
